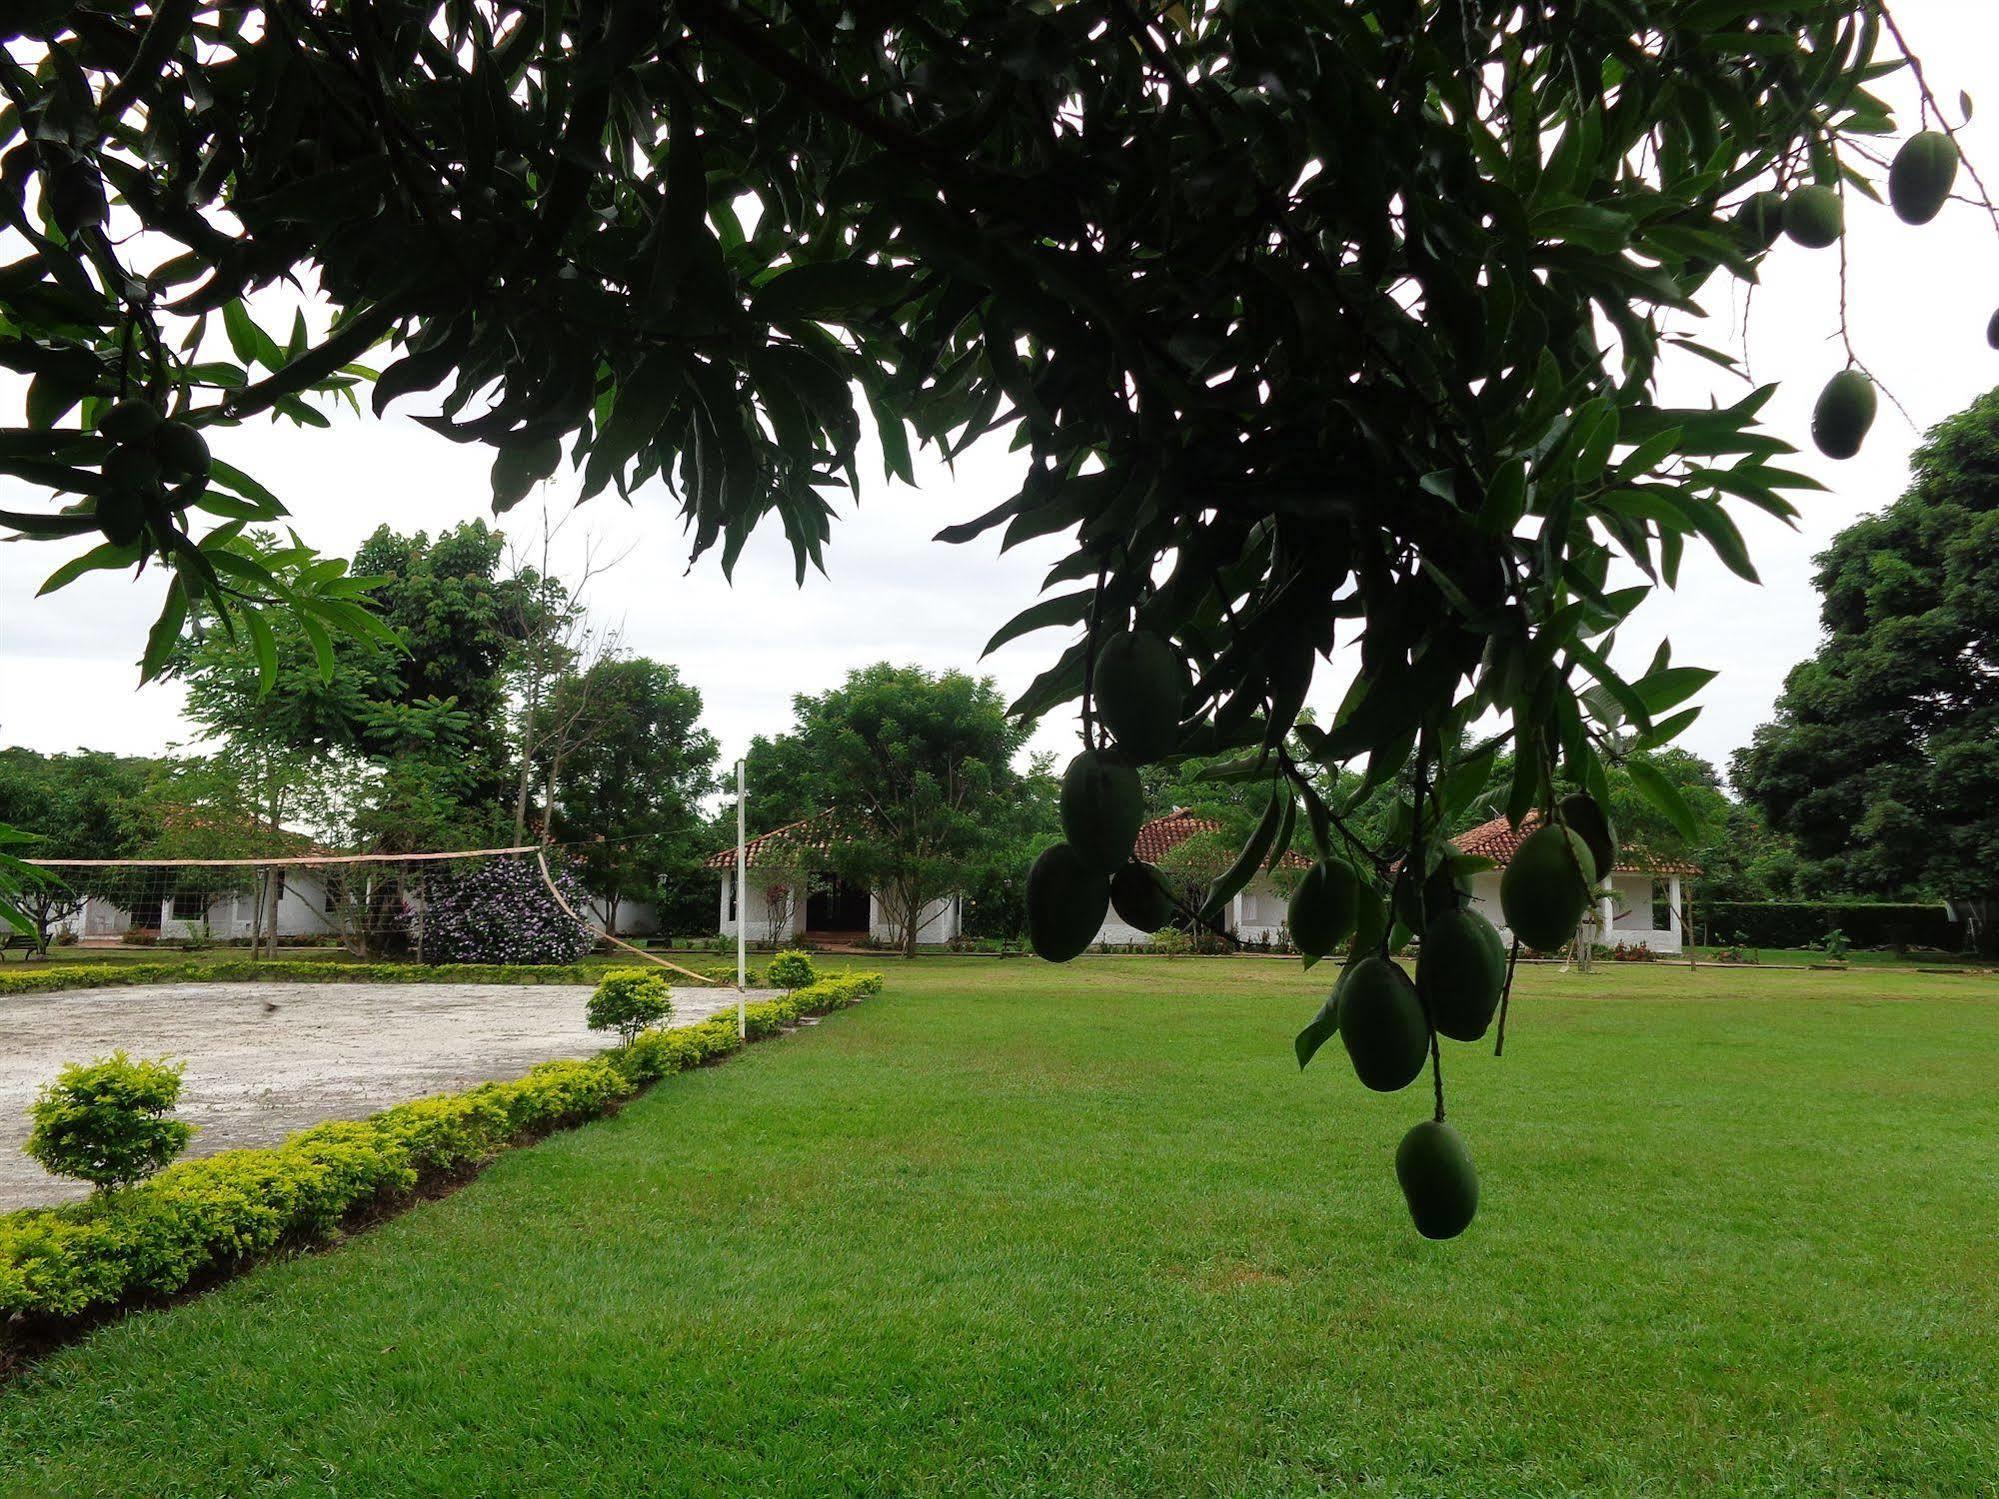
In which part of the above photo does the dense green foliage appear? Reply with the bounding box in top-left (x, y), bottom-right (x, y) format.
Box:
top-left (1, 959), bottom-right (1992, 1493)
top-left (542, 656), bottom-right (718, 933)
top-left (0, 972), bottom-right (883, 1324)
top-left (0, 748), bottom-right (154, 952)
top-left (1735, 389), bottom-right (1999, 947)
top-left (1698, 900), bottom-right (1964, 953)
top-left (736, 664), bottom-right (1030, 954)
top-left (24, 1052), bottom-right (193, 1192)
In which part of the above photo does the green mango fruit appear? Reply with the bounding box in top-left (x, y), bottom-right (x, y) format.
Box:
top-left (1337, 955), bottom-right (1429, 1092)
top-left (99, 398), bottom-right (162, 444)
top-left (1093, 629), bottom-right (1186, 762)
top-left (1889, 131), bottom-right (1957, 226)
top-left (1499, 823), bottom-right (1596, 952)
top-left (1288, 858), bottom-right (1358, 958)
top-left (1111, 860), bottom-right (1174, 933)
top-left (1987, 308), bottom-right (1999, 350)
top-left (1735, 189), bottom-right (1785, 251)
top-left (1395, 1119), bottom-right (1479, 1240)
top-left (104, 442), bottom-right (162, 495)
top-left (1417, 907), bottom-right (1506, 1042)
top-left (153, 421), bottom-right (210, 480)
top-left (49, 161), bottom-right (108, 236)
top-left (94, 487), bottom-right (145, 549)
top-left (1812, 369), bottom-right (1876, 461)
top-left (1027, 842), bottom-right (1110, 963)
top-left (1782, 185), bottom-right (1843, 248)
top-left (1060, 749), bottom-right (1144, 874)
top-left (1558, 791), bottom-right (1617, 887)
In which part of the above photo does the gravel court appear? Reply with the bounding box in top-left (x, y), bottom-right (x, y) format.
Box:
top-left (1, 979), bottom-right (774, 1210)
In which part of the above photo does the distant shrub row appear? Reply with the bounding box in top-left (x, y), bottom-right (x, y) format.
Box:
top-left (1699, 902), bottom-right (1965, 952)
top-left (0, 959), bottom-right (796, 998)
top-left (0, 972), bottom-right (883, 1325)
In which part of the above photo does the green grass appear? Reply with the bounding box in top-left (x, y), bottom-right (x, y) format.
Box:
top-left (3, 957), bottom-right (1995, 1496)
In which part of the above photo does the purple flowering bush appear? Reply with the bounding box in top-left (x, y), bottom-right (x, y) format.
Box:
top-left (422, 856), bottom-right (596, 966)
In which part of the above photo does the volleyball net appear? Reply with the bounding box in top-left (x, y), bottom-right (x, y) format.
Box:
top-left (16, 844), bottom-right (721, 985)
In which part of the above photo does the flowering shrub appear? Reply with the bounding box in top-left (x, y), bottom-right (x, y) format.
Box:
top-left (421, 855), bottom-right (595, 966)
top-left (586, 968), bottom-right (672, 1044)
top-left (27, 1053), bottom-right (195, 1192)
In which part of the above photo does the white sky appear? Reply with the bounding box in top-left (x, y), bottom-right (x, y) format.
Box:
top-left (2, 1), bottom-right (1995, 793)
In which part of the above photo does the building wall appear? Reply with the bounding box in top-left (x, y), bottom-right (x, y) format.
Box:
top-left (716, 873), bottom-right (810, 943)
top-left (1094, 873), bottom-right (1288, 947)
top-left (872, 891), bottom-right (959, 945)
top-left (716, 873), bottom-right (961, 945)
top-left (585, 896), bottom-right (660, 937)
top-left (1468, 870), bottom-right (1685, 954)
top-left (63, 870), bottom-right (344, 942)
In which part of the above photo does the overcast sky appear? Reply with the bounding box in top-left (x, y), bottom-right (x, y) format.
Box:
top-left (3, 2), bottom-right (1996, 803)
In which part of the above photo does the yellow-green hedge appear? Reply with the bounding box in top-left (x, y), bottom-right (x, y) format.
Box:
top-left (0, 972), bottom-right (882, 1324)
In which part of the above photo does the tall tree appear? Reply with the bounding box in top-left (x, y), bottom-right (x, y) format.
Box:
top-left (1735, 388), bottom-right (1999, 945)
top-left (173, 523), bottom-right (535, 852)
top-left (0, 748), bottom-right (154, 954)
top-left (758, 664), bottom-right (1028, 955)
top-left (542, 656), bottom-right (718, 935)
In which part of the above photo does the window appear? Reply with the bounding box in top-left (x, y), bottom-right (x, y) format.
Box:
top-left (1651, 880), bottom-right (1673, 931)
top-left (325, 885), bottom-right (338, 914)
top-left (170, 891), bottom-right (205, 922)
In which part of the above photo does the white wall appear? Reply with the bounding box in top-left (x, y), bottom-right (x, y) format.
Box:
top-left (1469, 870), bottom-right (1685, 954)
top-left (871, 891), bottom-right (959, 945)
top-left (1092, 874), bottom-right (1287, 947)
top-left (717, 872), bottom-right (808, 942)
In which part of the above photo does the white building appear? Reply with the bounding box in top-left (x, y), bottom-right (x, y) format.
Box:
top-left (61, 866), bottom-right (345, 942)
top-left (708, 812), bottom-right (962, 947)
top-left (1093, 809), bottom-right (1302, 946)
top-left (1454, 813), bottom-right (1698, 954)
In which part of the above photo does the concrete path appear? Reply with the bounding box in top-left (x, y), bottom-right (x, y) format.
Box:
top-left (0, 980), bottom-right (776, 1210)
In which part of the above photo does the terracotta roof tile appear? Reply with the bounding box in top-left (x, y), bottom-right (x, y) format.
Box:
top-left (1134, 809), bottom-right (1311, 870)
top-left (705, 810), bottom-right (845, 870)
top-left (1451, 811), bottom-right (1700, 876)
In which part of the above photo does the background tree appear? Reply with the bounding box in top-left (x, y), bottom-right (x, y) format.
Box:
top-left (1735, 388), bottom-right (1999, 948)
top-left (502, 516), bottom-right (629, 842)
top-left (749, 664), bottom-right (1029, 955)
top-left (0, 748), bottom-right (154, 954)
top-left (958, 751), bottom-right (1061, 944)
top-left (542, 656), bottom-right (718, 936)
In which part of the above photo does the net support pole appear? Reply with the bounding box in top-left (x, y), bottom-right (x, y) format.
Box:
top-left (736, 757), bottom-right (748, 1037)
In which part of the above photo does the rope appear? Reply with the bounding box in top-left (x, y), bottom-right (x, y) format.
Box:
top-left (534, 847), bottom-right (723, 988)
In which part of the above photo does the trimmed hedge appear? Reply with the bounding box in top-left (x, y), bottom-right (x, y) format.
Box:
top-left (0, 972), bottom-right (883, 1324)
top-left (0, 959), bottom-right (769, 998)
top-left (1699, 902), bottom-right (1965, 952)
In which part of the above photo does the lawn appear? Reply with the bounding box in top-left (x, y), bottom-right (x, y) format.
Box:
top-left (2, 957), bottom-right (1995, 1496)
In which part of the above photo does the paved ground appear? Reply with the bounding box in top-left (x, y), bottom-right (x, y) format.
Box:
top-left (0, 980), bottom-right (777, 1210)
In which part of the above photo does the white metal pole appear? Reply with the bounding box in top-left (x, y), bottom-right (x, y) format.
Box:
top-left (736, 757), bottom-right (747, 1036)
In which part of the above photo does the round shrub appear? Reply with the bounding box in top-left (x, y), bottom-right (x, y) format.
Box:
top-left (422, 855), bottom-right (595, 966)
top-left (27, 1052), bottom-right (195, 1191)
top-left (586, 968), bottom-right (673, 1045)
top-left (765, 949), bottom-right (819, 991)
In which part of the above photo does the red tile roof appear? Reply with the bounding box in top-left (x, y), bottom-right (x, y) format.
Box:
top-left (705, 810), bottom-right (846, 871)
top-left (1451, 812), bottom-right (1700, 876)
top-left (709, 806), bottom-right (1314, 874)
top-left (1135, 809), bottom-right (1312, 870)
